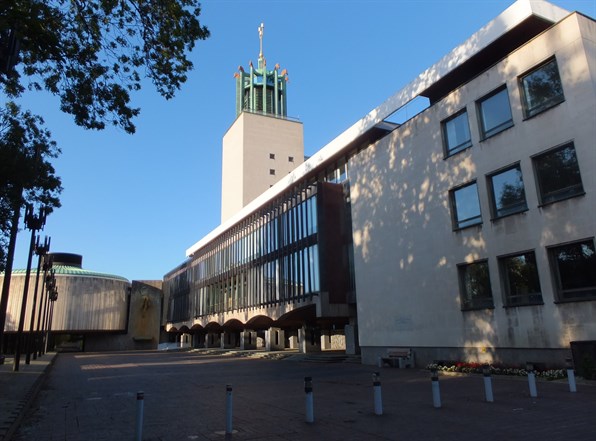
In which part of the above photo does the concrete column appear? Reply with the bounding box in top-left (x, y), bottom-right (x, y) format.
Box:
top-left (180, 333), bottom-right (191, 348)
top-left (207, 332), bottom-right (220, 348)
top-left (266, 327), bottom-right (285, 351)
top-left (221, 331), bottom-right (238, 349)
top-left (345, 323), bottom-right (360, 355)
top-left (298, 325), bottom-right (320, 353)
top-left (240, 330), bottom-right (257, 350)
top-left (288, 331), bottom-right (299, 350)
top-left (192, 333), bottom-right (203, 348)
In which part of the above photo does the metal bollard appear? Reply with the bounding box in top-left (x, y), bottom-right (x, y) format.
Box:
top-left (304, 376), bottom-right (314, 423)
top-left (566, 358), bottom-right (577, 393)
top-left (482, 364), bottom-right (494, 403)
top-left (373, 372), bottom-right (383, 415)
top-left (225, 384), bottom-right (233, 434)
top-left (430, 369), bottom-right (441, 408)
top-left (526, 363), bottom-right (538, 398)
top-left (135, 391), bottom-right (144, 441)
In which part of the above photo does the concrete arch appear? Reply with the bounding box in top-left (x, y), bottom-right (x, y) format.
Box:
top-left (276, 304), bottom-right (316, 328)
top-left (205, 321), bottom-right (223, 332)
top-left (223, 319), bottom-right (244, 330)
top-left (190, 323), bottom-right (204, 332)
top-left (246, 315), bottom-right (274, 330)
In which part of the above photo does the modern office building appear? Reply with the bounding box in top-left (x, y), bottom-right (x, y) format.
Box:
top-left (164, 0), bottom-right (595, 367)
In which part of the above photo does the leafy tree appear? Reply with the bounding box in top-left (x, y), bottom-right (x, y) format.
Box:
top-left (0, 101), bottom-right (62, 271)
top-left (0, 0), bottom-right (210, 134)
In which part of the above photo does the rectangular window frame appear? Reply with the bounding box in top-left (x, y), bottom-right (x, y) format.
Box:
top-left (486, 162), bottom-right (528, 220)
top-left (519, 57), bottom-right (565, 119)
top-left (532, 142), bottom-right (584, 206)
top-left (458, 259), bottom-right (495, 311)
top-left (442, 109), bottom-right (472, 157)
top-left (498, 250), bottom-right (543, 307)
top-left (477, 85), bottom-right (514, 140)
top-left (548, 238), bottom-right (596, 303)
top-left (450, 181), bottom-right (482, 230)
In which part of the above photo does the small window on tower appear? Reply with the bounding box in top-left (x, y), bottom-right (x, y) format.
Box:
top-left (288, 156), bottom-right (294, 162)
top-left (269, 169), bottom-right (275, 175)
top-left (269, 153), bottom-right (275, 159)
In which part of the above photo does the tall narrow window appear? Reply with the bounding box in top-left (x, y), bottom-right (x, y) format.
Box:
top-left (487, 164), bottom-right (527, 218)
top-left (442, 110), bottom-right (472, 156)
top-left (533, 143), bottom-right (583, 205)
top-left (549, 239), bottom-right (596, 301)
top-left (477, 86), bottom-right (513, 139)
top-left (458, 260), bottom-right (494, 310)
top-left (520, 58), bottom-right (564, 118)
top-left (499, 251), bottom-right (543, 306)
top-left (450, 182), bottom-right (482, 229)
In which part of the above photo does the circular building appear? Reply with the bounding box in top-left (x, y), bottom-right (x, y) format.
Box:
top-left (1, 253), bottom-right (137, 352)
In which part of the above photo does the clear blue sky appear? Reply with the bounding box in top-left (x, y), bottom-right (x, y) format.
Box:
top-left (11, 0), bottom-right (596, 281)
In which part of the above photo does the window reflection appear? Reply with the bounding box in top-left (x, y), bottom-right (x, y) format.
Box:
top-left (478, 86), bottom-right (513, 138)
top-left (451, 182), bottom-right (482, 229)
top-left (489, 165), bottom-right (527, 218)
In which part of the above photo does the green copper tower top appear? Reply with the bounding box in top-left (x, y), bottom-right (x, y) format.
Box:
top-left (234, 23), bottom-right (288, 118)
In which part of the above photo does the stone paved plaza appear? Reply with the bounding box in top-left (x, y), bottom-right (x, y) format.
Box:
top-left (4, 350), bottom-right (596, 440)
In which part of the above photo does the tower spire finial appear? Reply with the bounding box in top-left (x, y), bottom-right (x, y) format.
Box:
top-left (258, 23), bottom-right (264, 64)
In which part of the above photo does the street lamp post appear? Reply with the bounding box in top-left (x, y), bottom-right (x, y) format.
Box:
top-left (41, 266), bottom-right (55, 356)
top-left (45, 286), bottom-right (58, 354)
top-left (36, 254), bottom-right (53, 357)
top-left (25, 236), bottom-right (50, 364)
top-left (13, 204), bottom-right (47, 372)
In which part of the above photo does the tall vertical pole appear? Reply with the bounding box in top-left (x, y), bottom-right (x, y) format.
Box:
top-left (25, 236), bottom-right (47, 364)
top-left (13, 222), bottom-right (37, 371)
top-left (35, 254), bottom-right (51, 357)
top-left (0, 201), bottom-right (21, 363)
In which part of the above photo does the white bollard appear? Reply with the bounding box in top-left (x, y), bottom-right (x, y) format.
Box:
top-left (135, 391), bottom-right (144, 441)
top-left (304, 376), bottom-right (314, 423)
top-left (566, 358), bottom-right (577, 393)
top-left (225, 384), bottom-right (233, 434)
top-left (526, 363), bottom-right (538, 398)
top-left (373, 372), bottom-right (383, 415)
top-left (482, 365), bottom-right (494, 403)
top-left (430, 369), bottom-right (441, 408)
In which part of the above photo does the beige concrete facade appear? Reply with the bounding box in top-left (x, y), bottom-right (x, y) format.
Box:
top-left (350, 12), bottom-right (596, 366)
top-left (221, 111), bottom-right (303, 223)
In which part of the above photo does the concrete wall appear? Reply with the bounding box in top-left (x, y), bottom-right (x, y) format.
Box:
top-left (1, 274), bottom-right (129, 333)
top-left (221, 112), bottom-right (304, 222)
top-left (350, 14), bottom-right (596, 366)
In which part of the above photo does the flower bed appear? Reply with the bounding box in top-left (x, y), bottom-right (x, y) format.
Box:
top-left (426, 361), bottom-right (567, 381)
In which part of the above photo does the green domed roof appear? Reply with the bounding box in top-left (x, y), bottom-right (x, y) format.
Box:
top-left (6, 265), bottom-right (129, 282)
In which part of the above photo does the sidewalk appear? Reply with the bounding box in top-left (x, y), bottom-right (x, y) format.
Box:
top-left (0, 353), bottom-right (56, 441)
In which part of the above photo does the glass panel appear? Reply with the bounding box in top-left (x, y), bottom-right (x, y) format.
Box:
top-left (460, 261), bottom-right (493, 309)
top-left (521, 59), bottom-right (564, 117)
top-left (453, 183), bottom-right (482, 228)
top-left (443, 111), bottom-right (471, 155)
top-left (501, 252), bottom-right (542, 305)
top-left (552, 240), bottom-right (596, 300)
top-left (479, 88), bottom-right (513, 138)
top-left (535, 144), bottom-right (583, 204)
top-left (490, 166), bottom-right (527, 217)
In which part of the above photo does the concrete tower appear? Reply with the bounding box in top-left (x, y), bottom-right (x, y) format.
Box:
top-left (221, 23), bottom-right (304, 223)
